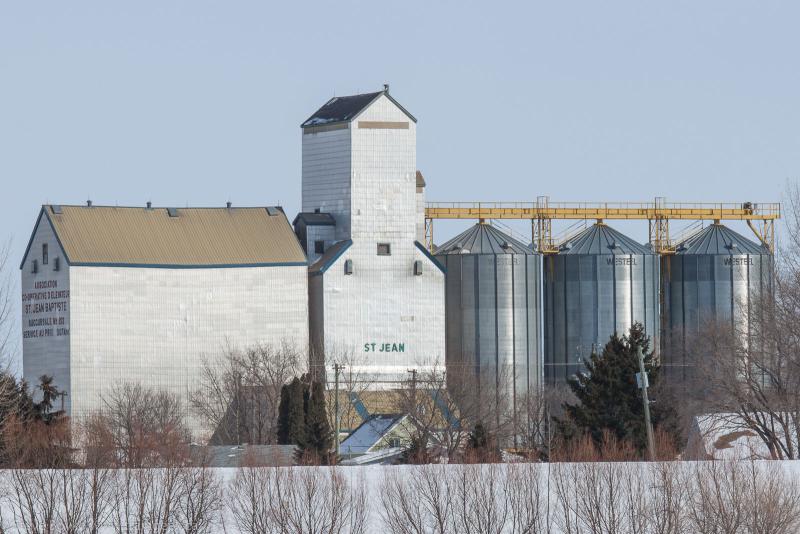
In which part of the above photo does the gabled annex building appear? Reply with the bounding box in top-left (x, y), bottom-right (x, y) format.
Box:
top-left (20, 204), bottom-right (309, 435)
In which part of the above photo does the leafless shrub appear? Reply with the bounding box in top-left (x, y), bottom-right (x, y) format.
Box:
top-left (276, 468), bottom-right (367, 534)
top-left (99, 383), bottom-right (191, 468)
top-left (9, 468), bottom-right (59, 534)
top-left (228, 465), bottom-right (367, 534)
top-left (380, 464), bottom-right (452, 534)
top-left (227, 465), bottom-right (279, 534)
top-left (646, 461), bottom-right (689, 534)
top-left (174, 466), bottom-right (223, 534)
top-left (0, 240), bottom-right (16, 368)
top-left (192, 341), bottom-right (303, 445)
top-left (687, 459), bottom-right (800, 534)
top-left (109, 467), bottom-right (155, 534)
top-left (54, 468), bottom-right (114, 534)
top-left (506, 462), bottom-right (548, 534)
top-left (451, 463), bottom-right (509, 534)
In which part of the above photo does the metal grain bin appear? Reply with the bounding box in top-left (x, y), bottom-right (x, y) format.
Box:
top-left (436, 223), bottom-right (542, 414)
top-left (661, 223), bottom-right (773, 382)
top-left (544, 223), bottom-right (659, 383)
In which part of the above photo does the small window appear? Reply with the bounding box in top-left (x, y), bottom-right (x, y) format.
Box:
top-left (388, 437), bottom-right (401, 448)
top-left (53, 257), bottom-right (60, 272)
top-left (413, 260), bottom-right (423, 276)
top-left (377, 243), bottom-right (391, 256)
top-left (31, 260), bottom-right (38, 274)
top-left (314, 240), bottom-right (325, 254)
top-left (344, 259), bottom-right (353, 275)
top-left (42, 244), bottom-right (48, 265)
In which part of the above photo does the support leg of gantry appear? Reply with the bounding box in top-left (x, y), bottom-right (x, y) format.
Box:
top-left (425, 218), bottom-right (434, 252)
top-left (747, 219), bottom-right (775, 252)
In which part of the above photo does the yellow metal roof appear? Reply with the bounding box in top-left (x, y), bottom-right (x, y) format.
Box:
top-left (39, 205), bottom-right (306, 267)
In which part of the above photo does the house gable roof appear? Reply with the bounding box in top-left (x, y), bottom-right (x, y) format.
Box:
top-left (340, 413), bottom-right (406, 455)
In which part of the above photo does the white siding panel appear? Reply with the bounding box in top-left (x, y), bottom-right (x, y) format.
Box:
top-left (21, 213), bottom-right (71, 412)
top-left (301, 127), bottom-right (351, 241)
top-left (68, 265), bottom-right (308, 439)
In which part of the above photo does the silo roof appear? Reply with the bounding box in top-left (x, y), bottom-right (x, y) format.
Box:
top-left (676, 224), bottom-right (767, 255)
top-left (559, 223), bottom-right (652, 255)
top-left (436, 223), bottom-right (534, 255)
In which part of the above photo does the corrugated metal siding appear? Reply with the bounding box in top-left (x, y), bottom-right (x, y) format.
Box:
top-left (46, 206), bottom-right (306, 266)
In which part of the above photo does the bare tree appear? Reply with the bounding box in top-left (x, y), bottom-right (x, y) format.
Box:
top-left (380, 464), bottom-right (452, 534)
top-left (174, 465), bottom-right (223, 534)
top-left (49, 468), bottom-right (114, 534)
top-left (0, 240), bottom-right (16, 369)
top-left (451, 463), bottom-right (509, 534)
top-left (646, 461), bottom-right (689, 534)
top-left (99, 382), bottom-right (191, 467)
top-left (9, 468), bottom-right (59, 534)
top-left (227, 465), bottom-right (367, 534)
top-left (192, 341), bottom-right (303, 445)
top-left (506, 462), bottom-right (549, 534)
top-left (227, 465), bottom-right (280, 534)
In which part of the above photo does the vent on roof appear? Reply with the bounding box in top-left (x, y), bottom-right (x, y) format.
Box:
top-left (266, 207), bottom-right (281, 216)
top-left (86, 200), bottom-right (92, 207)
top-left (226, 201), bottom-right (232, 209)
top-left (167, 208), bottom-right (179, 217)
top-left (146, 201), bottom-right (152, 209)
top-left (50, 205), bottom-right (62, 214)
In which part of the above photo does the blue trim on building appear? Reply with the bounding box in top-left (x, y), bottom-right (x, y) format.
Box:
top-left (415, 241), bottom-right (446, 274)
top-left (310, 239), bottom-right (352, 277)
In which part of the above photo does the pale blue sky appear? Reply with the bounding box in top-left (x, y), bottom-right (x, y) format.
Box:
top-left (1, 1), bottom-right (799, 363)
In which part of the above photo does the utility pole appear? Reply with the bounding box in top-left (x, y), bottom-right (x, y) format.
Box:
top-left (636, 346), bottom-right (656, 461)
top-left (333, 363), bottom-right (343, 458)
top-left (407, 368), bottom-right (418, 417)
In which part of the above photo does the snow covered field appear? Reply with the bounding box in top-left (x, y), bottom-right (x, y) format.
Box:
top-left (1, 460), bottom-right (799, 533)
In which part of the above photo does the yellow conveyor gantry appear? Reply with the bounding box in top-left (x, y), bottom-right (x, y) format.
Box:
top-left (424, 198), bottom-right (780, 255)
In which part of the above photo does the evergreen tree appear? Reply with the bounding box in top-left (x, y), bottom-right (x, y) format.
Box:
top-left (556, 322), bottom-right (677, 454)
top-left (466, 421), bottom-right (497, 462)
top-left (305, 381), bottom-right (332, 463)
top-left (276, 383), bottom-right (291, 444)
top-left (286, 377), bottom-right (307, 449)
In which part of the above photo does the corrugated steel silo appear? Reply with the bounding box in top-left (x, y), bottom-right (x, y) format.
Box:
top-left (661, 223), bottom-right (773, 381)
top-left (544, 223), bottom-right (659, 383)
top-left (436, 223), bottom-right (542, 411)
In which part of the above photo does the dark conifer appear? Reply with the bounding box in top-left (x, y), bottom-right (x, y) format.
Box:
top-left (556, 322), bottom-right (678, 453)
top-left (305, 381), bottom-right (332, 463)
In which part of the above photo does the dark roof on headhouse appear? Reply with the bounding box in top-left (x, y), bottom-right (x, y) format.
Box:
top-left (292, 212), bottom-right (336, 227)
top-left (301, 87), bottom-right (417, 128)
